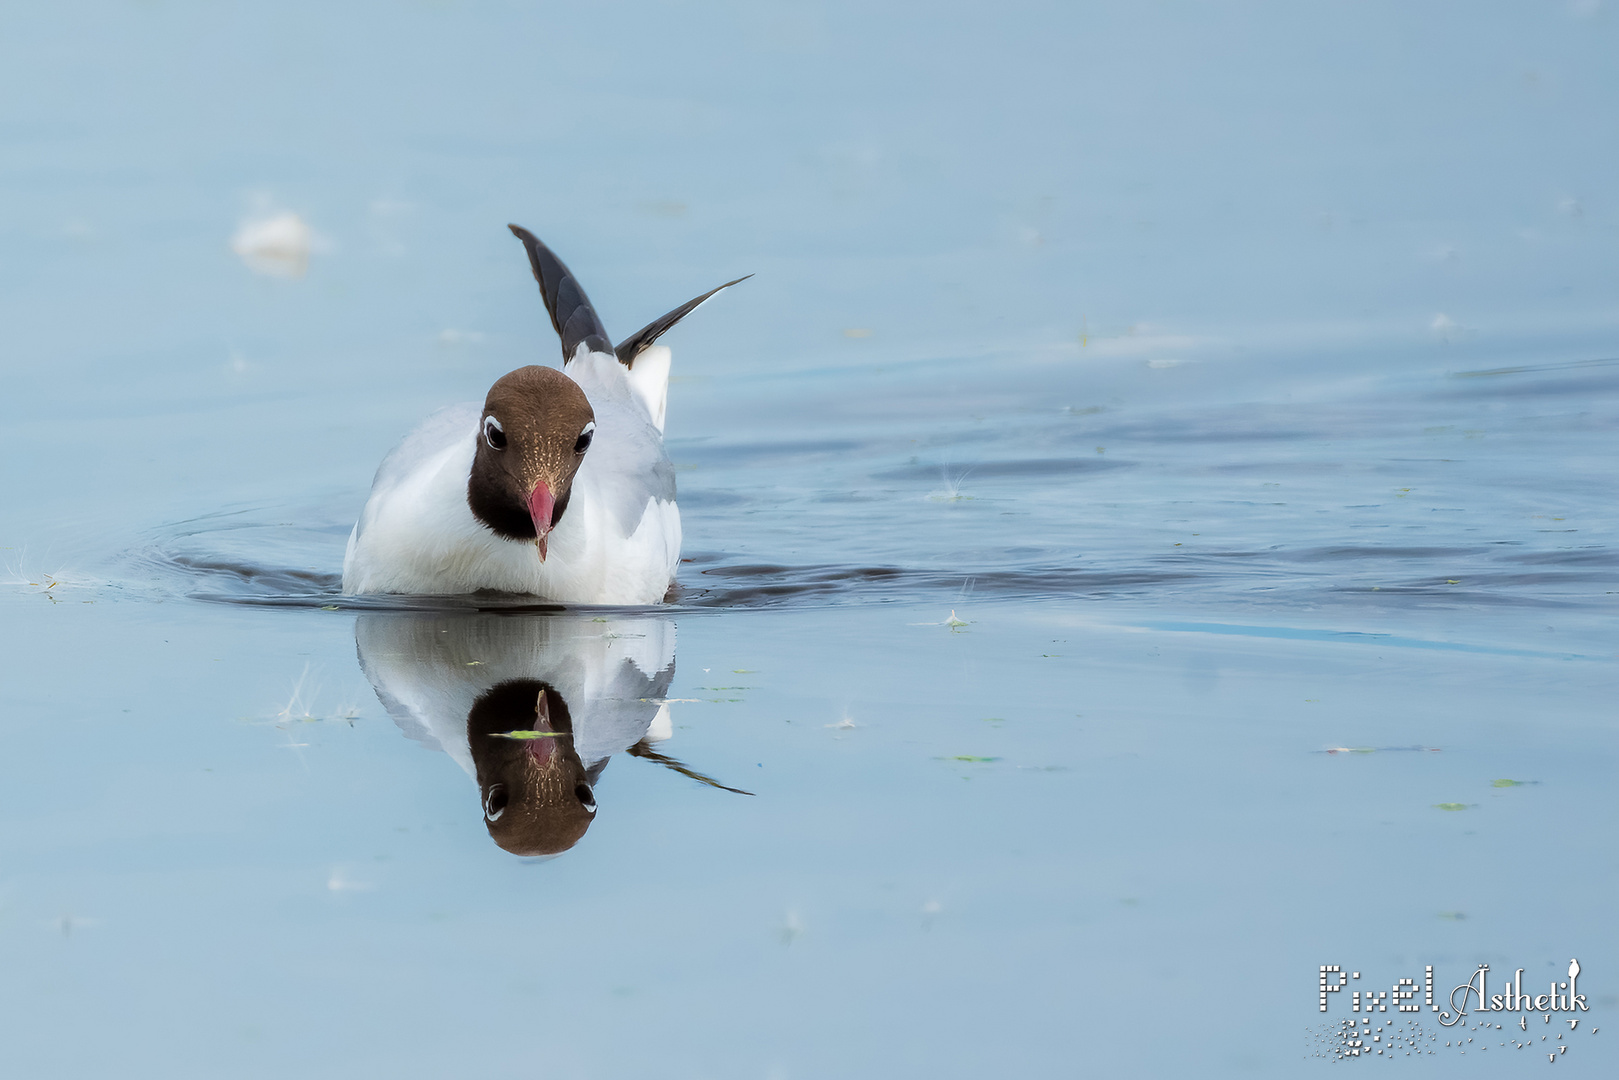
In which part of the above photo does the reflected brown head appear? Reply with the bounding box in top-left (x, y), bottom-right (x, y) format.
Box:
top-left (468, 680), bottom-right (597, 856)
top-left (467, 366), bottom-right (595, 558)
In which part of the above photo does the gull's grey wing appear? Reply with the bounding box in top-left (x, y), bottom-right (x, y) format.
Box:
top-left (614, 275), bottom-right (751, 368)
top-left (574, 389), bottom-right (678, 536)
top-left (367, 403), bottom-right (478, 496)
top-left (353, 402), bottom-right (479, 547)
top-left (508, 224), bottom-right (612, 362)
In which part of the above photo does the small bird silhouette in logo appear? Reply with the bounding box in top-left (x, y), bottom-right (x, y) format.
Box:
top-left (1569, 958), bottom-right (1580, 981)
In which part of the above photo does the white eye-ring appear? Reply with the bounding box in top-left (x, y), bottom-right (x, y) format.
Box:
top-left (483, 415), bottom-right (506, 450)
top-left (574, 421), bottom-right (595, 455)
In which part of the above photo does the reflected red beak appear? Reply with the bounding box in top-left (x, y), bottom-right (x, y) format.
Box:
top-left (527, 482), bottom-right (555, 561)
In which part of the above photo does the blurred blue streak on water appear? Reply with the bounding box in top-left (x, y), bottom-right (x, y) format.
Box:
top-left (0, 2), bottom-right (1616, 1077)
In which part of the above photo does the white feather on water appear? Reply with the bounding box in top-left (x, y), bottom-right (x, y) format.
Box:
top-left (231, 210), bottom-right (322, 277)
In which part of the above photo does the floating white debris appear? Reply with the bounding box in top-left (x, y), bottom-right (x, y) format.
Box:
top-left (326, 868), bottom-right (373, 892)
top-left (1429, 312), bottom-right (1473, 343)
top-left (232, 210), bottom-right (318, 277)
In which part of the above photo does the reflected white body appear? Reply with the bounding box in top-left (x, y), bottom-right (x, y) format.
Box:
top-left (355, 612), bottom-right (676, 781)
top-left (342, 347), bottom-right (681, 603)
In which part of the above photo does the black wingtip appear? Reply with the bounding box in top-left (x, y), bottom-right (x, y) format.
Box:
top-left (614, 274), bottom-right (752, 368)
top-left (626, 738), bottom-right (756, 796)
top-left (507, 224), bottom-right (612, 363)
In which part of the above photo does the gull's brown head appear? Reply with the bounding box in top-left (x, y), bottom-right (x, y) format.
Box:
top-left (468, 680), bottom-right (597, 857)
top-left (467, 366), bottom-right (595, 559)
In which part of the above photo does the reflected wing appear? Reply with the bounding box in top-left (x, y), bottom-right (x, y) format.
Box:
top-left (627, 739), bottom-right (755, 796)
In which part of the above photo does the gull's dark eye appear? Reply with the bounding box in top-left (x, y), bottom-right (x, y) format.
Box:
top-left (575, 783), bottom-right (596, 813)
top-left (483, 785), bottom-right (508, 821)
top-left (574, 421), bottom-right (595, 455)
top-left (483, 415), bottom-right (507, 450)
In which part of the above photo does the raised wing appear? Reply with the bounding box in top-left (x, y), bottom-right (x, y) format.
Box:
top-left (614, 275), bottom-right (752, 368)
top-left (508, 224), bottom-right (612, 362)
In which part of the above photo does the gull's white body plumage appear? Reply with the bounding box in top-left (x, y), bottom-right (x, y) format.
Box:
top-left (342, 346), bottom-right (680, 603)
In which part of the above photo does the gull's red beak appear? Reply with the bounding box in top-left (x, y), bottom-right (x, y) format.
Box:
top-left (527, 482), bottom-right (555, 561)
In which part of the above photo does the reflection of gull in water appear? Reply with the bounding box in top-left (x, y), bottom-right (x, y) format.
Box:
top-left (355, 611), bottom-right (746, 857)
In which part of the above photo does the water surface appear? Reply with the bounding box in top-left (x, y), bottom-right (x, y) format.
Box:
top-left (2, 3), bottom-right (1616, 1076)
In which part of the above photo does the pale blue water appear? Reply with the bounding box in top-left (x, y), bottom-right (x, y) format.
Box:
top-left (2, 3), bottom-right (1616, 1076)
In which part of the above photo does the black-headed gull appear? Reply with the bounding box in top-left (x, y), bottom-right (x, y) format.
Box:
top-left (342, 225), bottom-right (746, 602)
top-left (354, 611), bottom-right (679, 855)
top-left (355, 611), bottom-right (749, 857)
